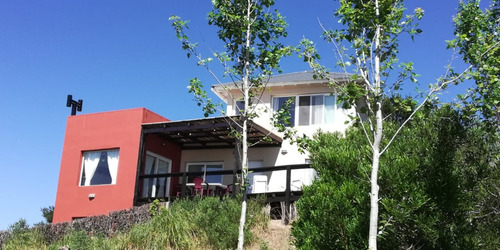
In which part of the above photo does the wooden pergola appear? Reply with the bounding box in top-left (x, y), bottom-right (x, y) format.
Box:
top-left (141, 116), bottom-right (282, 149)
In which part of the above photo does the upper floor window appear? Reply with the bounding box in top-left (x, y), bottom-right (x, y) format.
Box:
top-left (272, 96), bottom-right (296, 127)
top-left (80, 149), bottom-right (119, 186)
top-left (272, 94), bottom-right (336, 127)
top-left (235, 100), bottom-right (245, 115)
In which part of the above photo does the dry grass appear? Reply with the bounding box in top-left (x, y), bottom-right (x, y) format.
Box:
top-left (249, 220), bottom-right (295, 250)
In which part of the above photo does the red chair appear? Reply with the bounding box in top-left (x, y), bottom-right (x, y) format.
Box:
top-left (193, 177), bottom-right (209, 196)
top-left (225, 184), bottom-right (234, 196)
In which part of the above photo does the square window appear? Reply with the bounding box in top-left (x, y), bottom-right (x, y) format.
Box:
top-left (80, 149), bottom-right (119, 186)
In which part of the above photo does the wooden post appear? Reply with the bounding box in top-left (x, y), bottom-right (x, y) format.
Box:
top-left (181, 172), bottom-right (187, 199)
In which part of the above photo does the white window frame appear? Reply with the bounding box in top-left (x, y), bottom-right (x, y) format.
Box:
top-left (186, 162), bottom-right (224, 184)
top-left (79, 148), bottom-right (120, 187)
top-left (272, 93), bottom-right (337, 127)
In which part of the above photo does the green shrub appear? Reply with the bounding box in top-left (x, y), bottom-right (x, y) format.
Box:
top-left (292, 107), bottom-right (499, 249)
top-left (0, 230), bottom-right (11, 248)
top-left (292, 132), bottom-right (370, 249)
top-left (3, 219), bottom-right (47, 250)
top-left (1, 197), bottom-right (268, 249)
top-left (126, 200), bottom-right (205, 249)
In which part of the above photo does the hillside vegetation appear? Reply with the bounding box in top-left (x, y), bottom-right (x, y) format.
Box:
top-left (1, 196), bottom-right (275, 250)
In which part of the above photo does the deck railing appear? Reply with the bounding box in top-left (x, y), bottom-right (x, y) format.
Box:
top-left (135, 164), bottom-right (312, 224)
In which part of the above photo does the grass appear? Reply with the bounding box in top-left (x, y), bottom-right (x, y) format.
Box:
top-left (2, 196), bottom-right (269, 250)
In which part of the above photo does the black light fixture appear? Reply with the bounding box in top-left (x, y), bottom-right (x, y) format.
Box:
top-left (66, 95), bottom-right (83, 116)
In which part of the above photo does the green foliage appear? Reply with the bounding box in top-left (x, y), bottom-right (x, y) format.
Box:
top-left (293, 107), bottom-right (499, 249)
top-left (299, 0), bottom-right (424, 112)
top-left (450, 0), bottom-right (500, 134)
top-left (170, 0), bottom-right (292, 118)
top-left (126, 201), bottom-right (204, 249)
top-left (171, 2), bottom-right (293, 247)
top-left (2, 198), bottom-right (268, 249)
top-left (41, 206), bottom-right (54, 223)
top-left (292, 130), bottom-right (370, 249)
top-left (3, 219), bottom-right (46, 249)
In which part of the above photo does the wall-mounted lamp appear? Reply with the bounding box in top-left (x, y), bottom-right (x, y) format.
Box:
top-left (281, 149), bottom-right (288, 155)
top-left (88, 193), bottom-right (95, 200)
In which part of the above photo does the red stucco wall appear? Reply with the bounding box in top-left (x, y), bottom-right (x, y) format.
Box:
top-left (53, 108), bottom-right (171, 223)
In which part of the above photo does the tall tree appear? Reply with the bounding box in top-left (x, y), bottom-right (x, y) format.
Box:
top-left (170, 1), bottom-right (290, 248)
top-left (298, 1), bottom-right (469, 248)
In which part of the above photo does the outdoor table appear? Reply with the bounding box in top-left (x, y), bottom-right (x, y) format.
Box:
top-left (186, 183), bottom-right (228, 196)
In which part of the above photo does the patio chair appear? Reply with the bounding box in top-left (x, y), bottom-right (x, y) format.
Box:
top-left (193, 177), bottom-right (209, 196)
top-left (225, 184), bottom-right (234, 196)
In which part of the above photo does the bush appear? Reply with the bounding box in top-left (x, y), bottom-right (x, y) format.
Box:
top-left (291, 131), bottom-right (370, 249)
top-left (292, 107), bottom-right (499, 249)
top-left (1, 197), bottom-right (268, 249)
top-left (126, 200), bottom-right (204, 249)
top-left (2, 219), bottom-right (46, 250)
top-left (0, 231), bottom-right (11, 249)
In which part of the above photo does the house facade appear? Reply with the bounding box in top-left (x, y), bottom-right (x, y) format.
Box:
top-left (53, 71), bottom-right (354, 223)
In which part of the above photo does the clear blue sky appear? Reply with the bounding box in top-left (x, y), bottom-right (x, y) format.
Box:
top-left (0, 0), bottom-right (474, 230)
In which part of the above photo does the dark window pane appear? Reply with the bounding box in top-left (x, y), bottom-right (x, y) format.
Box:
top-left (188, 165), bottom-right (204, 182)
top-left (90, 152), bottom-right (112, 185)
top-left (274, 97), bottom-right (295, 127)
top-left (236, 100), bottom-right (245, 115)
top-left (298, 96), bottom-right (310, 126)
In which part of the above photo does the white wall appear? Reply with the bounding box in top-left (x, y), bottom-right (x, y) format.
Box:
top-left (224, 83), bottom-right (355, 165)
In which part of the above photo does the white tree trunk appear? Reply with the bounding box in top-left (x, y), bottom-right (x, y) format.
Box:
top-left (237, 2), bottom-right (252, 249)
top-left (237, 199), bottom-right (247, 249)
top-left (368, 105), bottom-right (382, 249)
top-left (368, 2), bottom-right (381, 249)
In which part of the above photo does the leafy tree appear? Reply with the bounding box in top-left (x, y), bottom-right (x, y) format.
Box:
top-left (170, 1), bottom-right (290, 248)
top-left (293, 106), bottom-right (498, 249)
top-left (298, 1), bottom-right (470, 248)
top-left (41, 206), bottom-right (54, 224)
top-left (450, 1), bottom-right (500, 246)
top-left (451, 0), bottom-right (500, 133)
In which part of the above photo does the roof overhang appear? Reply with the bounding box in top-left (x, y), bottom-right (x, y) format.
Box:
top-left (142, 116), bottom-right (282, 150)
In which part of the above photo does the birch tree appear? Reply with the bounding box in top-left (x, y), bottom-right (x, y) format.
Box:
top-left (170, 1), bottom-right (290, 249)
top-left (298, 1), bottom-right (471, 248)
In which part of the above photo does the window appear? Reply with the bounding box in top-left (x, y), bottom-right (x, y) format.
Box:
top-left (187, 162), bottom-right (223, 183)
top-left (80, 149), bottom-right (119, 186)
top-left (272, 94), bottom-right (336, 126)
top-left (235, 100), bottom-right (245, 115)
top-left (272, 96), bottom-right (296, 127)
top-left (140, 152), bottom-right (171, 198)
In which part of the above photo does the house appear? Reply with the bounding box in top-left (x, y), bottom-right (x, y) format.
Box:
top-left (52, 71), bottom-right (354, 223)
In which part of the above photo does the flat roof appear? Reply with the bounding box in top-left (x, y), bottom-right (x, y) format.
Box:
top-left (142, 116), bottom-right (282, 149)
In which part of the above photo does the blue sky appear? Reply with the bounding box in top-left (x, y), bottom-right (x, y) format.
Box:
top-left (0, 0), bottom-right (473, 230)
